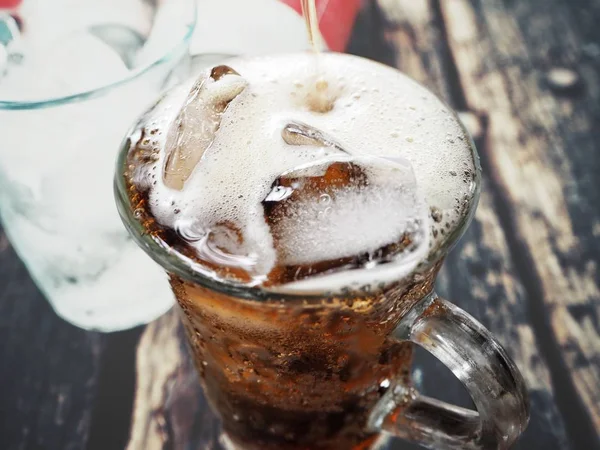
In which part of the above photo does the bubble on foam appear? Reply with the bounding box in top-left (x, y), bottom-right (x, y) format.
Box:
top-left (132, 52), bottom-right (479, 292)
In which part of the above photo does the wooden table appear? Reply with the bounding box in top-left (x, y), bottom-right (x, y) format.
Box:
top-left (1, 1), bottom-right (599, 449)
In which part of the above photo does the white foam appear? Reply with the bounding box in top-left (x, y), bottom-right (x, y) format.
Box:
top-left (134, 52), bottom-right (478, 293)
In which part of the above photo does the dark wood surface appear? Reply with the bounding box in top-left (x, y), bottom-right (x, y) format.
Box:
top-left (1, 1), bottom-right (599, 449)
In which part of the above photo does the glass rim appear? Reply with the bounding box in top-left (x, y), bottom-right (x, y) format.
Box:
top-left (114, 91), bottom-right (481, 303)
top-left (0, 0), bottom-right (197, 110)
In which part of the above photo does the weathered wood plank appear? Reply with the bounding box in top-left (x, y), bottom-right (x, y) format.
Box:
top-left (438, 0), bottom-right (600, 444)
top-left (0, 226), bottom-right (103, 450)
top-left (439, 182), bottom-right (572, 450)
top-left (375, 0), bottom-right (572, 448)
top-left (126, 309), bottom-right (221, 450)
top-left (377, 0), bottom-right (454, 100)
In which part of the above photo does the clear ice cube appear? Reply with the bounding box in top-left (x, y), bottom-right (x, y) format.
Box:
top-left (262, 155), bottom-right (429, 284)
top-left (163, 65), bottom-right (247, 190)
top-left (281, 120), bottom-right (348, 153)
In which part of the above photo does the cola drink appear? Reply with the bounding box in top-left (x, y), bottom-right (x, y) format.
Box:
top-left (170, 267), bottom-right (440, 450)
top-left (118, 52), bottom-right (479, 449)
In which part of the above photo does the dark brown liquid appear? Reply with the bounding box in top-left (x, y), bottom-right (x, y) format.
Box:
top-left (171, 264), bottom-right (439, 450)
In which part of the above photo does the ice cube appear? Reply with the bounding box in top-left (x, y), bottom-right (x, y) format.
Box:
top-left (163, 65), bottom-right (247, 190)
top-left (199, 222), bottom-right (259, 273)
top-left (173, 218), bottom-right (260, 283)
top-left (281, 120), bottom-right (348, 154)
top-left (262, 155), bottom-right (429, 285)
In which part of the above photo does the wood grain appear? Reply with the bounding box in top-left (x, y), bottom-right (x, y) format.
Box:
top-left (437, 0), bottom-right (600, 443)
top-left (0, 227), bottom-right (103, 450)
top-left (375, 0), bottom-right (571, 448)
top-left (126, 308), bottom-right (221, 450)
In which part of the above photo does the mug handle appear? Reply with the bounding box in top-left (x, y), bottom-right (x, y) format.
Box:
top-left (368, 293), bottom-right (530, 449)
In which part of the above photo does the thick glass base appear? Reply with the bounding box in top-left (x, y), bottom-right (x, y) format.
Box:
top-left (219, 432), bottom-right (391, 450)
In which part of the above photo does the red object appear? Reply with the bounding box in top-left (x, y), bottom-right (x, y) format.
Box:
top-left (0, 0), bottom-right (21, 8)
top-left (279, 0), bottom-right (362, 52)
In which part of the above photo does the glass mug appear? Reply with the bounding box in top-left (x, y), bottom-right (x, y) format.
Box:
top-left (115, 86), bottom-right (529, 450)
